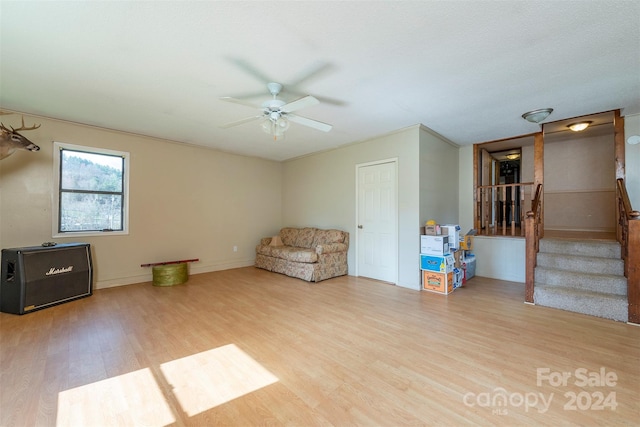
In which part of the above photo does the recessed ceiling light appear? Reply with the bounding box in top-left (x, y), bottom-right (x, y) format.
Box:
top-left (567, 121), bottom-right (592, 132)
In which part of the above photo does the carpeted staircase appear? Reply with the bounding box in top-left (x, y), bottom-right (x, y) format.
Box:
top-left (533, 238), bottom-right (628, 322)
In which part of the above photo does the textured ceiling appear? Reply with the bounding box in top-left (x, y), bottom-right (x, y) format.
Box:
top-left (1, 1), bottom-right (639, 161)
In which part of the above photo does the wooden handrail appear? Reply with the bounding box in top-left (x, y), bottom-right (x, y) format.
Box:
top-left (525, 184), bottom-right (543, 303)
top-left (616, 178), bottom-right (640, 324)
top-left (526, 183), bottom-right (542, 219)
top-left (616, 178), bottom-right (640, 220)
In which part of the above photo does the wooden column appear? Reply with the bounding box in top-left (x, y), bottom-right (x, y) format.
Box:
top-left (525, 212), bottom-right (536, 303)
top-left (614, 110), bottom-right (625, 244)
top-left (628, 218), bottom-right (640, 324)
top-left (533, 132), bottom-right (544, 237)
top-left (614, 109), bottom-right (625, 180)
top-left (473, 144), bottom-right (480, 231)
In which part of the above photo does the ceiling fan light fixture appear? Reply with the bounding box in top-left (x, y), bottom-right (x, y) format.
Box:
top-left (276, 117), bottom-right (290, 131)
top-left (522, 108), bottom-right (554, 123)
top-left (567, 121), bottom-right (592, 132)
top-left (261, 118), bottom-right (274, 135)
top-left (261, 116), bottom-right (289, 139)
top-left (221, 82), bottom-right (332, 138)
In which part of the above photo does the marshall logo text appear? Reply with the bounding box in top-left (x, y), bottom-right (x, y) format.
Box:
top-left (45, 266), bottom-right (74, 276)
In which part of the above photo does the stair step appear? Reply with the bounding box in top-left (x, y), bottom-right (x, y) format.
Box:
top-left (534, 237), bottom-right (628, 322)
top-left (534, 285), bottom-right (628, 322)
top-left (536, 253), bottom-right (624, 275)
top-left (539, 238), bottom-right (621, 259)
top-left (534, 267), bottom-right (627, 296)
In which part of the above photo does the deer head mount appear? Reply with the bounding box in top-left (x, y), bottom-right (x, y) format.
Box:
top-left (0, 117), bottom-right (41, 160)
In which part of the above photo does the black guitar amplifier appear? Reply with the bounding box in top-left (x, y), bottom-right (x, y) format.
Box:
top-left (1, 243), bottom-right (93, 314)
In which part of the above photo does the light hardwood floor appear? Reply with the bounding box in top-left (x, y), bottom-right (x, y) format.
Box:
top-left (1, 267), bottom-right (638, 426)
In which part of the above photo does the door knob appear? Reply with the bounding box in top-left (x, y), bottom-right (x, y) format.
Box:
top-left (358, 225), bottom-right (363, 229)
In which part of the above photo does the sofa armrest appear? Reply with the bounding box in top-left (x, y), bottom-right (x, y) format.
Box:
top-left (316, 243), bottom-right (348, 254)
top-left (260, 237), bottom-right (272, 246)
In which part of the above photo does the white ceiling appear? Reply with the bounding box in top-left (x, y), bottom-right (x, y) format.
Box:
top-left (1, 1), bottom-right (639, 161)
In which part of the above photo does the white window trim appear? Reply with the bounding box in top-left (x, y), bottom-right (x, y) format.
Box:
top-left (52, 141), bottom-right (130, 238)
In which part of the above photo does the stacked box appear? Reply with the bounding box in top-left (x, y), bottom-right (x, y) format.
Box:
top-left (453, 267), bottom-right (463, 289)
top-left (420, 235), bottom-right (449, 256)
top-left (452, 250), bottom-right (462, 268)
top-left (424, 224), bottom-right (442, 235)
top-left (424, 221), bottom-right (442, 235)
top-left (442, 224), bottom-right (461, 250)
top-left (459, 234), bottom-right (474, 251)
top-left (420, 254), bottom-right (454, 273)
top-left (422, 271), bottom-right (454, 294)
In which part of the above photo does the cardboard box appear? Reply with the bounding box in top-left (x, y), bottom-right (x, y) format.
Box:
top-left (460, 234), bottom-right (474, 251)
top-left (424, 224), bottom-right (442, 236)
top-left (442, 224), bottom-right (461, 250)
top-left (453, 250), bottom-right (461, 268)
top-left (420, 235), bottom-right (449, 256)
top-left (422, 271), bottom-right (454, 294)
top-left (453, 267), bottom-right (463, 288)
top-left (420, 254), bottom-right (454, 273)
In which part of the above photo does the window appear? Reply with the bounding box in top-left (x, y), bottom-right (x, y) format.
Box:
top-left (53, 142), bottom-right (129, 237)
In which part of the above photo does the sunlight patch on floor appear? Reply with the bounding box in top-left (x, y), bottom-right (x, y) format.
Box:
top-left (160, 344), bottom-right (279, 417)
top-left (56, 368), bottom-right (175, 427)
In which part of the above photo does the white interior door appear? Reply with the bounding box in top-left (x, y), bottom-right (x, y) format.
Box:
top-left (357, 161), bottom-right (397, 283)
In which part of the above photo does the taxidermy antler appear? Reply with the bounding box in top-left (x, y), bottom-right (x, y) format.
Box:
top-left (0, 116), bottom-right (41, 160)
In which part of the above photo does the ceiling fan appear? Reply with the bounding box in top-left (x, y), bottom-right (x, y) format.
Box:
top-left (220, 82), bottom-right (332, 139)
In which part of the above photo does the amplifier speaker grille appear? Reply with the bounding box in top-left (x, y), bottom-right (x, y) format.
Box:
top-left (1, 243), bottom-right (93, 314)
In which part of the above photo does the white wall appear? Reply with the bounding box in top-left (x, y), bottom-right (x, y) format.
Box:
top-left (419, 126), bottom-right (459, 226)
top-left (474, 236), bottom-right (525, 283)
top-left (418, 126), bottom-right (459, 287)
top-left (283, 126), bottom-right (423, 289)
top-left (458, 145), bottom-right (474, 232)
top-left (544, 128), bottom-right (615, 232)
top-left (625, 113), bottom-right (640, 209)
top-left (282, 125), bottom-right (459, 290)
top-left (0, 115), bottom-right (283, 288)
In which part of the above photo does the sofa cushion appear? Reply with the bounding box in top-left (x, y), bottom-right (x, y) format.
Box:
top-left (315, 242), bottom-right (348, 254)
top-left (256, 245), bottom-right (318, 263)
top-left (279, 228), bottom-right (300, 247)
top-left (313, 229), bottom-right (346, 246)
top-left (295, 227), bottom-right (317, 248)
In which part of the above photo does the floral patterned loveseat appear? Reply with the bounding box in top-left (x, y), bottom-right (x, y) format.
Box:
top-left (255, 227), bottom-right (349, 282)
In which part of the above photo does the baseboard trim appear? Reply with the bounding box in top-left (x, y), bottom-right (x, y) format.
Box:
top-left (95, 259), bottom-right (256, 289)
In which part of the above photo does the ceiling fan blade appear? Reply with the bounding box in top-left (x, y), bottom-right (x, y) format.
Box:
top-left (288, 61), bottom-right (334, 88)
top-left (227, 58), bottom-right (272, 84)
top-left (220, 97), bottom-right (261, 109)
top-left (284, 89), bottom-right (346, 107)
top-left (223, 90), bottom-right (270, 101)
top-left (287, 114), bottom-right (332, 132)
top-left (281, 96), bottom-right (320, 113)
top-left (219, 115), bottom-right (264, 129)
